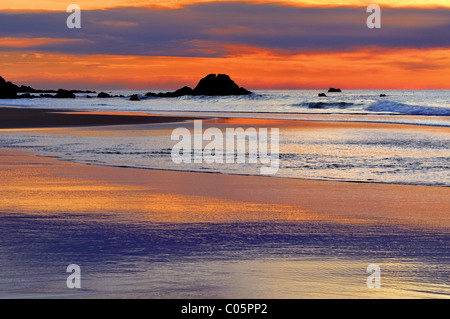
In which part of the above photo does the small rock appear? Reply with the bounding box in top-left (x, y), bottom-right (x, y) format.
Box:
top-left (97, 92), bottom-right (111, 98)
top-left (328, 88), bottom-right (342, 93)
top-left (130, 94), bottom-right (140, 101)
top-left (54, 89), bottom-right (76, 98)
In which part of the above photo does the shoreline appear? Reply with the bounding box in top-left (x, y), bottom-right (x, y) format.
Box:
top-left (1, 106), bottom-right (450, 131)
top-left (41, 156), bottom-right (450, 188)
top-left (1, 106), bottom-right (449, 189)
top-left (1, 106), bottom-right (449, 229)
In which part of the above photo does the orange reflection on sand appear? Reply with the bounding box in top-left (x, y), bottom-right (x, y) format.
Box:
top-left (0, 150), bottom-right (377, 225)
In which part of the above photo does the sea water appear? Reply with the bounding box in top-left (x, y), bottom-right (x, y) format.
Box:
top-left (0, 90), bottom-right (449, 186)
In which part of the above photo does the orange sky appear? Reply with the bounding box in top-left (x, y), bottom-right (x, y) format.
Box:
top-left (2, 47), bottom-right (449, 90)
top-left (1, 1), bottom-right (449, 89)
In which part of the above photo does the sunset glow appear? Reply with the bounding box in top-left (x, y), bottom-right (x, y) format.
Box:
top-left (2, 47), bottom-right (449, 90)
top-left (1, 1), bottom-right (449, 89)
top-left (2, 0), bottom-right (450, 10)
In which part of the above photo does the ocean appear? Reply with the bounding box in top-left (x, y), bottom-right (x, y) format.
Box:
top-left (3, 89), bottom-right (450, 118)
top-left (1, 90), bottom-right (449, 186)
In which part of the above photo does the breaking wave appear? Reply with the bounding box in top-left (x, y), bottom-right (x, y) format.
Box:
top-left (366, 101), bottom-right (450, 116)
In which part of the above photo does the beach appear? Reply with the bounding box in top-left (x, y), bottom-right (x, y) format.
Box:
top-left (0, 108), bottom-right (449, 298)
top-left (3, 0), bottom-right (450, 303)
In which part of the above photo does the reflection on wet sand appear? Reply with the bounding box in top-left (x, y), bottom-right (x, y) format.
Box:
top-left (0, 150), bottom-right (449, 298)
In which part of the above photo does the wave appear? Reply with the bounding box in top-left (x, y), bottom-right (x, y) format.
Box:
top-left (142, 92), bottom-right (266, 101)
top-left (293, 102), bottom-right (357, 109)
top-left (367, 101), bottom-right (450, 116)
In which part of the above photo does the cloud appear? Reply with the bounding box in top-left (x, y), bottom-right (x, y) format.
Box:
top-left (94, 20), bottom-right (138, 27)
top-left (2, 0), bottom-right (450, 11)
top-left (0, 37), bottom-right (87, 48)
top-left (0, 2), bottom-right (448, 57)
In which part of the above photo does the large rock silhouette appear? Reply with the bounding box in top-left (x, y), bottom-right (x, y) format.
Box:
top-left (192, 74), bottom-right (251, 96)
top-left (145, 74), bottom-right (251, 98)
top-left (0, 76), bottom-right (18, 98)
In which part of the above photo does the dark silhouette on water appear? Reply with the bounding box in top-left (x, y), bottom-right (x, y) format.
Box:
top-left (0, 76), bottom-right (19, 98)
top-left (0, 75), bottom-right (95, 99)
top-left (328, 88), bottom-right (342, 92)
top-left (98, 92), bottom-right (111, 98)
top-left (54, 89), bottom-right (76, 99)
top-left (1, 74), bottom-right (251, 100)
top-left (145, 74), bottom-right (252, 98)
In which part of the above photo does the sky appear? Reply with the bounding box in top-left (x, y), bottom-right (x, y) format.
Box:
top-left (0, 1), bottom-right (449, 90)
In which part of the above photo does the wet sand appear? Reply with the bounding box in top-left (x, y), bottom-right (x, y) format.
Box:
top-left (0, 149), bottom-right (448, 228)
top-left (0, 106), bottom-right (204, 129)
top-left (0, 110), bottom-right (449, 298)
top-left (0, 149), bottom-right (449, 299)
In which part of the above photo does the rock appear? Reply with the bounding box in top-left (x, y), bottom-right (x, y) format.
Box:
top-left (18, 93), bottom-right (37, 98)
top-left (97, 92), bottom-right (111, 98)
top-left (156, 86), bottom-right (194, 98)
top-left (328, 88), bottom-right (342, 92)
top-left (0, 76), bottom-right (18, 98)
top-left (192, 74), bottom-right (251, 96)
top-left (17, 85), bottom-right (37, 93)
top-left (0, 75), bottom-right (95, 98)
top-left (129, 94), bottom-right (140, 101)
top-left (380, 94), bottom-right (386, 97)
top-left (318, 93), bottom-right (327, 97)
top-left (172, 86), bottom-right (194, 97)
top-left (145, 74), bottom-right (251, 98)
top-left (71, 90), bottom-right (96, 94)
top-left (54, 89), bottom-right (76, 98)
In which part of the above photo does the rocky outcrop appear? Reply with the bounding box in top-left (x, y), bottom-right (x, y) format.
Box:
top-left (318, 93), bottom-right (327, 97)
top-left (0, 76), bottom-right (98, 98)
top-left (129, 94), bottom-right (140, 101)
top-left (54, 89), bottom-right (76, 98)
top-left (97, 92), bottom-right (111, 98)
top-left (328, 88), bottom-right (342, 92)
top-left (191, 74), bottom-right (251, 96)
top-left (145, 74), bottom-right (252, 98)
top-left (18, 93), bottom-right (38, 98)
top-left (146, 86), bottom-right (194, 98)
top-left (0, 76), bottom-right (18, 98)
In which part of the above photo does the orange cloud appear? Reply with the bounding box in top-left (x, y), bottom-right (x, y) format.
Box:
top-left (0, 37), bottom-right (88, 48)
top-left (1, 47), bottom-right (449, 90)
top-left (2, 0), bottom-right (450, 11)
